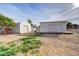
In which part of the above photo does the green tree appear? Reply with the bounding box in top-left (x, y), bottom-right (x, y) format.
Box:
top-left (72, 24), bottom-right (78, 29)
top-left (27, 19), bottom-right (33, 26)
top-left (67, 22), bottom-right (72, 29)
top-left (0, 14), bottom-right (16, 28)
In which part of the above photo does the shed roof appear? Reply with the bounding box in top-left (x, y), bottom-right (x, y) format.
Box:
top-left (40, 20), bottom-right (68, 23)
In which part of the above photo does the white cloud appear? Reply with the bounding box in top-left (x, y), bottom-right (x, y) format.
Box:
top-left (0, 4), bottom-right (27, 22)
top-left (0, 3), bottom-right (78, 24)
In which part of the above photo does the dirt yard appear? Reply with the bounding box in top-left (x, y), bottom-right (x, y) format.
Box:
top-left (0, 32), bottom-right (79, 56)
top-left (0, 34), bottom-right (26, 43)
top-left (38, 33), bottom-right (79, 56)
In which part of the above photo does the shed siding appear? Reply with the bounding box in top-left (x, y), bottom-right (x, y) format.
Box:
top-left (40, 21), bottom-right (67, 33)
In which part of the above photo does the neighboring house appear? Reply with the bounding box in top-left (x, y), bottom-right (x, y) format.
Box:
top-left (13, 22), bottom-right (32, 34)
top-left (0, 22), bottom-right (32, 34)
top-left (40, 20), bottom-right (67, 33)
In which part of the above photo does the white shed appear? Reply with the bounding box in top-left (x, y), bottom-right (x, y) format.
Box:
top-left (40, 20), bottom-right (67, 33)
top-left (13, 22), bottom-right (32, 34)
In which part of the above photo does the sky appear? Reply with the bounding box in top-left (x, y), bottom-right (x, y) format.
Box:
top-left (0, 3), bottom-right (79, 25)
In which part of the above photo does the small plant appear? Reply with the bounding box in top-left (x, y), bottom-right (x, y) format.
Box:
top-left (19, 45), bottom-right (30, 55)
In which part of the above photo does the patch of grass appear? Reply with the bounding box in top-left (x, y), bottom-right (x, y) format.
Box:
top-left (0, 42), bottom-right (19, 56)
top-left (0, 35), bottom-right (42, 56)
top-left (19, 35), bottom-right (42, 55)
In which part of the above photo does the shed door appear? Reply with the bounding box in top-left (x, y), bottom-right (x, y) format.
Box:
top-left (57, 23), bottom-right (64, 32)
top-left (48, 23), bottom-right (58, 32)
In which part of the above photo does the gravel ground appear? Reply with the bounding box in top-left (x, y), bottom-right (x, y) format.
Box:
top-left (38, 34), bottom-right (79, 56)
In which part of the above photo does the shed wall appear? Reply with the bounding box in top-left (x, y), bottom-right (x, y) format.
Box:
top-left (40, 22), bottom-right (67, 33)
